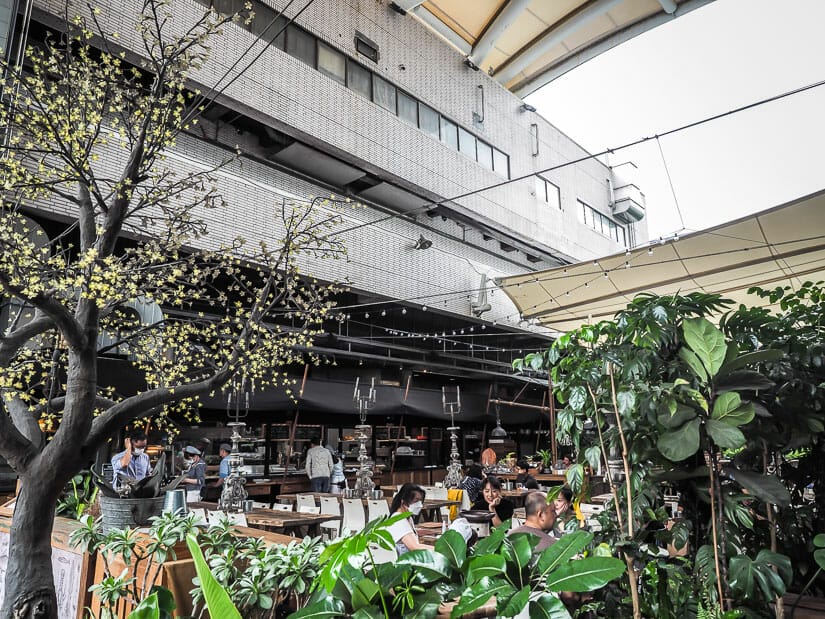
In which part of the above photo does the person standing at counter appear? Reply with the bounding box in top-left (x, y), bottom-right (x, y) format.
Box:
top-left (215, 443), bottom-right (232, 488)
top-left (111, 430), bottom-right (151, 485)
top-left (472, 476), bottom-right (514, 527)
top-left (182, 445), bottom-right (206, 502)
top-left (306, 436), bottom-right (333, 492)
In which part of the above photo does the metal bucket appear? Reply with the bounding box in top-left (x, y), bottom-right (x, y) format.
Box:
top-left (99, 495), bottom-right (165, 532)
top-left (162, 489), bottom-right (187, 516)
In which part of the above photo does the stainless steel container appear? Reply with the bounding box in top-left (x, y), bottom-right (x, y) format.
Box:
top-left (162, 490), bottom-right (187, 517)
top-left (242, 499), bottom-right (254, 512)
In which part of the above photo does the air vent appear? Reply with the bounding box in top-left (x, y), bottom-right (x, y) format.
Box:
top-left (354, 32), bottom-right (379, 63)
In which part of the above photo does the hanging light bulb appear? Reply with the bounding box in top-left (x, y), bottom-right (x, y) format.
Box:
top-left (490, 404), bottom-right (507, 438)
top-left (402, 308), bottom-right (407, 315)
top-left (381, 310), bottom-right (387, 316)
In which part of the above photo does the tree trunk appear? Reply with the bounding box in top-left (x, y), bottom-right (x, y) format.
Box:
top-left (1, 478), bottom-right (61, 619)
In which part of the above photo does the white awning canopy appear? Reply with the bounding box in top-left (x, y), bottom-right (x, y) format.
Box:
top-left (498, 189), bottom-right (825, 333)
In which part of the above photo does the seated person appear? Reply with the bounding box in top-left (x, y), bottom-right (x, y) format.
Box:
top-left (460, 464), bottom-right (484, 503)
top-left (472, 476), bottom-right (514, 527)
top-left (387, 483), bottom-right (434, 555)
top-left (515, 459), bottom-right (539, 490)
top-left (552, 486), bottom-right (578, 536)
top-left (509, 491), bottom-right (557, 551)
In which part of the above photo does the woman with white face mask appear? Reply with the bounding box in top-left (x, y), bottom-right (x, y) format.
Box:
top-left (387, 483), bottom-right (434, 555)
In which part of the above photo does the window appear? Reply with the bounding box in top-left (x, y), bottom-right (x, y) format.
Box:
top-left (493, 148), bottom-right (509, 178)
top-left (458, 127), bottom-right (476, 159)
top-left (347, 59), bottom-right (371, 98)
top-left (398, 91), bottom-right (418, 126)
top-left (373, 75), bottom-right (396, 113)
top-left (286, 24), bottom-right (316, 66)
top-left (248, 6), bottom-right (286, 49)
top-left (578, 201), bottom-right (626, 246)
top-left (440, 117), bottom-right (458, 149)
top-left (318, 42), bottom-right (345, 84)
top-left (476, 141), bottom-right (493, 170)
top-left (418, 103), bottom-right (439, 138)
top-left (354, 32), bottom-right (379, 63)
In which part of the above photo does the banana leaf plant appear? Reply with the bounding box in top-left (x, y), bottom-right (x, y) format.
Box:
top-left (290, 516), bottom-right (625, 619)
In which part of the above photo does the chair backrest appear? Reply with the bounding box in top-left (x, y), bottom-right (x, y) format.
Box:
top-left (320, 496), bottom-right (341, 516)
top-left (298, 505), bottom-right (321, 514)
top-left (428, 487), bottom-right (448, 501)
top-left (271, 503), bottom-right (293, 511)
top-left (252, 501), bottom-right (270, 510)
top-left (296, 494), bottom-right (318, 511)
top-left (367, 499), bottom-right (389, 522)
top-left (369, 542), bottom-right (397, 564)
top-left (460, 490), bottom-right (471, 512)
top-left (341, 498), bottom-right (366, 534)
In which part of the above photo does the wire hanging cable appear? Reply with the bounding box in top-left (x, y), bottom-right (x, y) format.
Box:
top-left (656, 135), bottom-right (686, 231)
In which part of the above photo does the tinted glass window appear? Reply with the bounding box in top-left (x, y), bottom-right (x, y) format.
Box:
top-left (440, 117), bottom-right (458, 149)
top-left (493, 148), bottom-right (508, 178)
top-left (347, 59), bottom-right (371, 98)
top-left (318, 42), bottom-right (346, 84)
top-left (419, 103), bottom-right (439, 138)
top-left (458, 127), bottom-right (476, 159)
top-left (398, 91), bottom-right (418, 126)
top-left (286, 25), bottom-right (316, 66)
top-left (373, 75), bottom-right (396, 113)
top-left (477, 141), bottom-right (493, 170)
top-left (249, 6), bottom-right (286, 49)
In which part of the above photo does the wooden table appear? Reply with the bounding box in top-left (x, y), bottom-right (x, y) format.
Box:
top-left (192, 502), bottom-right (340, 537)
top-left (275, 493), bottom-right (460, 521)
top-left (501, 489), bottom-right (530, 507)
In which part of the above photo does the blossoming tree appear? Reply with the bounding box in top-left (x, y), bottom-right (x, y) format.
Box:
top-left (0, 2), bottom-right (342, 616)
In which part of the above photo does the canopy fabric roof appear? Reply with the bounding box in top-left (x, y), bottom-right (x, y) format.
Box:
top-left (498, 189), bottom-right (825, 333)
top-left (402, 0), bottom-right (714, 96)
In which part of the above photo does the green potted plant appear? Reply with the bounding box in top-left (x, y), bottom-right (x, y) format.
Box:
top-left (535, 449), bottom-right (553, 474)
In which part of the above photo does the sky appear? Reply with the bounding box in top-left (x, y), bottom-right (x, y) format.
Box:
top-left (526, 0), bottom-right (825, 240)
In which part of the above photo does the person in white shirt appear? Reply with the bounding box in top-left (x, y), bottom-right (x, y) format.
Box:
top-left (387, 483), bottom-right (434, 555)
top-left (305, 437), bottom-right (333, 492)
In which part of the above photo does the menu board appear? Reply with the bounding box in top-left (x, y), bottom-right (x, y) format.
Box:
top-left (0, 530), bottom-right (83, 618)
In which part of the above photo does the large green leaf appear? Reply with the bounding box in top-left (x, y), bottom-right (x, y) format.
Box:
top-left (706, 419), bottom-right (746, 449)
top-left (351, 577), bottom-right (380, 611)
top-left (729, 552), bottom-right (790, 602)
top-left (683, 318), bottom-right (728, 376)
top-left (472, 520), bottom-right (508, 556)
top-left (529, 593), bottom-right (570, 619)
top-left (537, 531), bottom-right (594, 576)
top-left (678, 347), bottom-right (708, 382)
top-left (725, 468), bottom-right (791, 508)
top-left (616, 391), bottom-right (636, 415)
top-left (185, 534), bottom-right (241, 619)
top-left (717, 349), bottom-right (785, 377)
top-left (566, 464), bottom-right (584, 493)
top-left (395, 550), bottom-right (452, 583)
top-left (712, 393), bottom-right (755, 426)
top-left (498, 585), bottom-right (530, 618)
top-left (657, 403), bottom-right (697, 429)
top-left (503, 534), bottom-right (534, 575)
top-left (545, 557), bottom-right (626, 592)
top-left (657, 418), bottom-right (701, 461)
top-left (569, 386), bottom-right (587, 412)
top-left (715, 370), bottom-right (774, 394)
top-left (451, 577), bottom-right (511, 619)
top-left (584, 445), bottom-right (601, 469)
top-left (435, 530), bottom-right (467, 570)
top-left (814, 549), bottom-right (825, 571)
top-left (466, 554), bottom-right (506, 584)
top-left (291, 598), bottom-right (347, 618)
top-left (127, 586), bottom-right (175, 619)
top-left (407, 588), bottom-right (444, 619)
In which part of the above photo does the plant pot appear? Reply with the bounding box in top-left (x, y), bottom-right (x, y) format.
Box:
top-left (98, 495), bottom-right (165, 533)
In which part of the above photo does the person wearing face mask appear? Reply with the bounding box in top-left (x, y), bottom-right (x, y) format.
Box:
top-left (552, 487), bottom-right (578, 537)
top-left (387, 483), bottom-right (434, 555)
top-left (181, 445), bottom-right (206, 502)
top-left (111, 430), bottom-right (152, 484)
top-left (472, 476), bottom-right (515, 527)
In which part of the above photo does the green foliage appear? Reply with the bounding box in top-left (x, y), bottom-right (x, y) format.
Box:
top-left (294, 521), bottom-right (625, 619)
top-left (186, 533), bottom-right (242, 619)
top-left (126, 586), bottom-right (176, 619)
top-left (56, 471), bottom-right (99, 520)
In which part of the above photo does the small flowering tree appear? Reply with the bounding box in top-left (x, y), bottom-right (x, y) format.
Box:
top-left (0, 2), bottom-right (342, 617)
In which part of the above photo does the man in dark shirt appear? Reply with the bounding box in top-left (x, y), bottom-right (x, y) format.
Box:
top-left (509, 491), bottom-right (557, 551)
top-left (515, 459), bottom-right (539, 490)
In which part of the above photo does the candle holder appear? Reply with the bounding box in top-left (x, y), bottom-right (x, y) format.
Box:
top-left (218, 422), bottom-right (248, 512)
top-left (443, 385), bottom-right (463, 488)
top-left (353, 377), bottom-right (377, 498)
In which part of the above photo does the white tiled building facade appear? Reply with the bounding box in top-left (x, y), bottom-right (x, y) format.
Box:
top-left (29, 0), bottom-right (647, 326)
